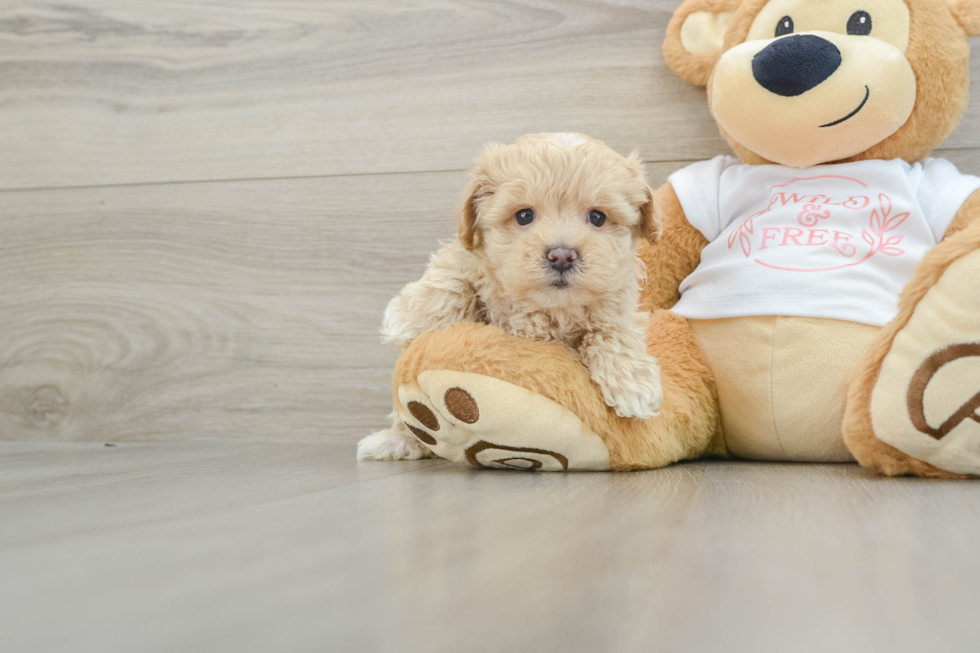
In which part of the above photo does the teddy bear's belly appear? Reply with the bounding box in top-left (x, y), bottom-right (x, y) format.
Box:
top-left (688, 316), bottom-right (880, 462)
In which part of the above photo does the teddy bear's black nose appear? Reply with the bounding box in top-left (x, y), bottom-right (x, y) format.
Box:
top-left (752, 34), bottom-right (842, 97)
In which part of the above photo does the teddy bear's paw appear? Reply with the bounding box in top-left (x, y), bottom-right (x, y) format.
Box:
top-left (395, 370), bottom-right (611, 471)
top-left (871, 248), bottom-right (980, 476)
top-left (598, 359), bottom-right (664, 420)
top-left (357, 429), bottom-right (438, 461)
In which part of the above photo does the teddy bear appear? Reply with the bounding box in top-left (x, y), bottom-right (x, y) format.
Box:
top-left (378, 0), bottom-right (980, 476)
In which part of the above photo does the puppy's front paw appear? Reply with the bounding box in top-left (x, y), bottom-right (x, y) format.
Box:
top-left (598, 360), bottom-right (663, 420)
top-left (379, 298), bottom-right (419, 348)
top-left (357, 429), bottom-right (437, 461)
top-left (379, 322), bottom-right (417, 349)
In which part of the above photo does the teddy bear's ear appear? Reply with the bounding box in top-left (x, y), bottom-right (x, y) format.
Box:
top-left (948, 0), bottom-right (980, 35)
top-left (664, 0), bottom-right (743, 86)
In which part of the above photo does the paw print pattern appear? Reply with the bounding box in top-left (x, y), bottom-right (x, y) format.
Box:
top-left (406, 402), bottom-right (439, 444)
top-left (405, 423), bottom-right (437, 445)
top-left (464, 441), bottom-right (569, 471)
top-left (443, 388), bottom-right (479, 424)
top-left (396, 370), bottom-right (611, 472)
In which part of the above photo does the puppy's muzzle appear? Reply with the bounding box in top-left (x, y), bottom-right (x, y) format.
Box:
top-left (547, 246), bottom-right (580, 274)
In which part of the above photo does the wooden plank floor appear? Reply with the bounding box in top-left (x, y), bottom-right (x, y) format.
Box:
top-left (1, 442), bottom-right (979, 653)
top-left (1, 0), bottom-right (978, 443)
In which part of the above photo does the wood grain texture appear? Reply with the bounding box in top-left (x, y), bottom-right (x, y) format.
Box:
top-left (1, 153), bottom-right (979, 443)
top-left (2, 0), bottom-right (978, 190)
top-left (0, 0), bottom-right (978, 444)
top-left (0, 171), bottom-right (467, 442)
top-left (2, 443), bottom-right (980, 653)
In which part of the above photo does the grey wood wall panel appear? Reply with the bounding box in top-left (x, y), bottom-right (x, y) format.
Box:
top-left (0, 171), bottom-right (468, 442)
top-left (1, 0), bottom-right (978, 444)
top-left (1, 152), bottom-right (978, 443)
top-left (3, 1), bottom-right (978, 190)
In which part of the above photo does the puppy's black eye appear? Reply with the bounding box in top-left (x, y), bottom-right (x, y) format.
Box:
top-left (775, 16), bottom-right (794, 37)
top-left (588, 210), bottom-right (606, 227)
top-left (847, 11), bottom-right (872, 35)
top-left (515, 209), bottom-right (535, 226)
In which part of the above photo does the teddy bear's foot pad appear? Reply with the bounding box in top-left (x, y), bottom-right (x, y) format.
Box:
top-left (396, 370), bottom-right (611, 471)
top-left (871, 249), bottom-right (980, 476)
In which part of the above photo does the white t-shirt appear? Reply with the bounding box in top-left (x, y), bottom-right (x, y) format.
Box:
top-left (669, 157), bottom-right (980, 327)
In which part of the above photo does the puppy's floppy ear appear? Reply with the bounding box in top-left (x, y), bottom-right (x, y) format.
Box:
top-left (456, 176), bottom-right (481, 251)
top-left (949, 0), bottom-right (980, 35)
top-left (664, 0), bottom-right (743, 86)
top-left (636, 185), bottom-right (662, 244)
top-left (456, 165), bottom-right (493, 251)
top-left (626, 152), bottom-right (661, 244)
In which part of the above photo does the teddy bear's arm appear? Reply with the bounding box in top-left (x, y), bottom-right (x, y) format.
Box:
top-left (391, 314), bottom-right (719, 471)
top-left (638, 183), bottom-right (709, 311)
top-left (944, 189), bottom-right (980, 238)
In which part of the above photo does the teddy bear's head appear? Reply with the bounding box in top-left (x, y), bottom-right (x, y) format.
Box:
top-left (664, 0), bottom-right (979, 167)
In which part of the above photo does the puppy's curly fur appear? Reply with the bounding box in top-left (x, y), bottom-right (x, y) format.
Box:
top-left (359, 133), bottom-right (663, 461)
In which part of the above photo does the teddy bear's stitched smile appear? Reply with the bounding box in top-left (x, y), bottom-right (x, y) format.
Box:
top-left (819, 85), bottom-right (871, 128)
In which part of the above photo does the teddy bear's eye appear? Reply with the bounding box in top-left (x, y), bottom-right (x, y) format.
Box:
top-left (775, 16), bottom-right (794, 37)
top-left (588, 210), bottom-right (607, 227)
top-left (847, 11), bottom-right (872, 35)
top-left (516, 208), bottom-right (535, 226)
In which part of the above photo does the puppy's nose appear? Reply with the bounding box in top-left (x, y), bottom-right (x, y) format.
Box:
top-left (547, 246), bottom-right (579, 273)
top-left (752, 34), bottom-right (842, 97)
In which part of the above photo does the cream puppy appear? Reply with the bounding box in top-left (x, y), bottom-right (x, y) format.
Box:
top-left (358, 133), bottom-right (663, 461)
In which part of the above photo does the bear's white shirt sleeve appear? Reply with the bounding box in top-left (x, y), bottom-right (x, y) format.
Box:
top-left (667, 156), bottom-right (737, 241)
top-left (913, 158), bottom-right (980, 242)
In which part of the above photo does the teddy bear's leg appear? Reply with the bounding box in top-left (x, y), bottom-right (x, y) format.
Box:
top-left (843, 216), bottom-right (980, 478)
top-left (390, 313), bottom-right (719, 472)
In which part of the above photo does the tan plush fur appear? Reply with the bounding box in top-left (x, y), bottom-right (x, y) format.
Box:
top-left (946, 189), bottom-right (980, 237)
top-left (639, 183), bottom-right (710, 311)
top-left (951, 0), bottom-right (980, 35)
top-left (842, 190), bottom-right (980, 478)
top-left (359, 134), bottom-right (667, 461)
top-left (392, 315), bottom-right (720, 471)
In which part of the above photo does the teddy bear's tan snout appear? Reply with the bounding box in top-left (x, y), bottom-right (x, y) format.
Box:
top-left (710, 31), bottom-right (916, 168)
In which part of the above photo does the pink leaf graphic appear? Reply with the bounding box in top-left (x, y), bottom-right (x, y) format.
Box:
top-left (862, 229), bottom-right (875, 246)
top-left (739, 231), bottom-right (752, 257)
top-left (729, 210), bottom-right (764, 250)
top-left (870, 209), bottom-right (881, 233)
top-left (883, 212), bottom-right (909, 231)
top-left (879, 194), bottom-right (892, 219)
top-left (885, 234), bottom-right (905, 246)
top-left (880, 247), bottom-right (905, 256)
